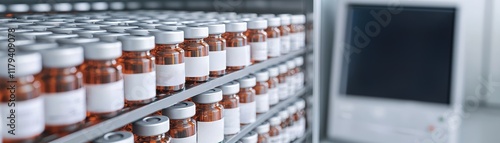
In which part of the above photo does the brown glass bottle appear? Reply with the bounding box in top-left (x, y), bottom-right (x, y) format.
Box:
top-left (204, 24), bottom-right (227, 77)
top-left (278, 15), bottom-right (291, 55)
top-left (279, 110), bottom-right (290, 143)
top-left (267, 67), bottom-right (280, 105)
top-left (287, 106), bottom-right (298, 141)
top-left (153, 30), bottom-right (185, 95)
top-left (223, 22), bottom-right (249, 72)
top-left (118, 35), bottom-right (156, 107)
top-left (0, 52), bottom-right (44, 143)
top-left (265, 17), bottom-right (281, 58)
top-left (133, 115), bottom-right (171, 143)
top-left (192, 89), bottom-right (224, 143)
top-left (268, 116), bottom-right (282, 143)
top-left (237, 75), bottom-right (257, 124)
top-left (219, 81), bottom-right (241, 135)
top-left (256, 122), bottom-right (270, 143)
top-left (162, 101), bottom-right (197, 142)
top-left (245, 19), bottom-right (268, 63)
top-left (278, 64), bottom-right (289, 101)
top-left (180, 26), bottom-right (210, 85)
top-left (253, 70), bottom-right (269, 114)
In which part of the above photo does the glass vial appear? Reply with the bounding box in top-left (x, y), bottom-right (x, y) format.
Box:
top-left (278, 63), bottom-right (289, 101)
top-left (223, 22), bottom-right (250, 72)
top-left (256, 122), bottom-right (270, 143)
top-left (237, 75), bottom-right (257, 124)
top-left (267, 66), bottom-right (280, 106)
top-left (93, 131), bottom-right (134, 143)
top-left (278, 15), bottom-right (291, 55)
top-left (204, 23), bottom-right (227, 77)
top-left (245, 19), bottom-right (268, 63)
top-left (162, 101), bottom-right (197, 143)
top-left (192, 88), bottom-right (224, 143)
top-left (39, 46), bottom-right (86, 135)
top-left (239, 131), bottom-right (258, 143)
top-left (0, 52), bottom-right (44, 142)
top-left (118, 35), bottom-right (156, 107)
top-left (291, 14), bottom-right (306, 50)
top-left (133, 115), bottom-right (171, 143)
top-left (152, 30), bottom-right (185, 95)
top-left (253, 70), bottom-right (270, 113)
top-left (279, 110), bottom-right (290, 143)
top-left (265, 17), bottom-right (281, 58)
top-left (287, 106), bottom-right (298, 141)
top-left (219, 81), bottom-right (241, 135)
top-left (287, 60), bottom-right (296, 96)
top-left (294, 99), bottom-right (307, 138)
top-left (180, 26), bottom-right (210, 84)
top-left (81, 41), bottom-right (124, 121)
top-left (268, 116), bottom-right (282, 143)
top-left (294, 57), bottom-right (305, 90)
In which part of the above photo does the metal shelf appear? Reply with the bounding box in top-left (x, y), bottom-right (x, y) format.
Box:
top-left (224, 88), bottom-right (308, 143)
top-left (49, 49), bottom-right (306, 143)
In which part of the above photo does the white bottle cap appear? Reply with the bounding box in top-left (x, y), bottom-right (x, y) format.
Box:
top-left (75, 19), bottom-right (103, 24)
top-left (287, 60), bottom-right (296, 69)
top-left (37, 21), bottom-right (66, 26)
top-left (269, 116), bottom-right (281, 126)
top-left (278, 14), bottom-right (291, 26)
top-left (294, 57), bottom-right (304, 66)
top-left (18, 42), bottom-right (58, 52)
top-left (36, 34), bottom-right (79, 42)
top-left (18, 24), bottom-right (55, 31)
top-left (255, 122), bottom-right (270, 133)
top-left (78, 24), bottom-right (111, 30)
top-left (260, 14), bottom-right (275, 18)
top-left (0, 52), bottom-right (41, 77)
top-left (73, 29), bottom-right (107, 38)
top-left (0, 22), bottom-right (34, 28)
top-left (266, 17), bottom-right (281, 27)
top-left (48, 27), bottom-right (84, 34)
top-left (267, 66), bottom-right (279, 77)
top-left (287, 106), bottom-right (297, 114)
top-left (40, 45), bottom-right (84, 68)
top-left (253, 70), bottom-right (269, 82)
top-left (133, 115), bottom-right (170, 136)
top-left (57, 37), bottom-right (100, 46)
top-left (225, 22), bottom-right (247, 32)
top-left (219, 81), bottom-right (240, 95)
top-left (278, 63), bottom-right (288, 74)
top-left (152, 30), bottom-right (184, 44)
top-left (240, 131), bottom-right (258, 143)
top-left (93, 131), bottom-right (134, 143)
top-left (181, 26), bottom-right (209, 39)
top-left (0, 38), bottom-right (34, 51)
top-left (61, 22), bottom-right (88, 27)
top-left (279, 110), bottom-right (289, 121)
top-left (94, 32), bottom-right (130, 42)
top-left (162, 101), bottom-right (196, 120)
top-left (238, 75), bottom-right (257, 88)
top-left (294, 99), bottom-right (306, 110)
top-left (16, 31), bottom-right (53, 40)
top-left (247, 19), bottom-right (267, 29)
top-left (82, 41), bottom-right (122, 60)
top-left (96, 21), bottom-right (122, 26)
top-left (291, 14), bottom-right (306, 25)
top-left (103, 25), bottom-right (139, 33)
top-left (204, 23), bottom-right (225, 34)
top-left (239, 13), bottom-right (258, 18)
top-left (137, 23), bottom-right (162, 29)
top-left (118, 35), bottom-right (155, 51)
top-left (192, 88), bottom-right (223, 104)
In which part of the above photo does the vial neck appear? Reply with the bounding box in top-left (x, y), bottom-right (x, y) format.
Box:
top-left (122, 51), bottom-right (151, 57)
top-left (136, 133), bottom-right (168, 142)
top-left (85, 59), bottom-right (116, 66)
top-left (227, 32), bottom-right (244, 36)
top-left (42, 67), bottom-right (79, 75)
top-left (184, 38), bottom-right (204, 43)
top-left (0, 75), bottom-right (35, 84)
top-left (208, 34), bottom-right (222, 39)
top-left (157, 44), bottom-right (180, 49)
top-left (171, 118), bottom-right (194, 124)
top-left (240, 87), bottom-right (253, 92)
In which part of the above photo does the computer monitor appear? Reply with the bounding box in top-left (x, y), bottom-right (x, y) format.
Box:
top-left (328, 0), bottom-right (487, 143)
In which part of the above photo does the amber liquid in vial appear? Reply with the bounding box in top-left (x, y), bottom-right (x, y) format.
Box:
top-left (118, 51), bottom-right (156, 106)
top-left (205, 33), bottom-right (226, 77)
top-left (265, 25), bottom-right (281, 58)
top-left (254, 80), bottom-right (269, 114)
top-left (245, 29), bottom-right (268, 63)
top-left (169, 118), bottom-right (196, 139)
top-left (40, 67), bottom-right (85, 135)
top-left (135, 134), bottom-right (170, 143)
top-left (267, 74), bottom-right (279, 105)
top-left (238, 87), bottom-right (255, 125)
top-left (180, 38), bottom-right (209, 85)
top-left (194, 102), bottom-right (224, 122)
top-left (220, 94), bottom-right (239, 113)
top-left (269, 123), bottom-right (282, 141)
top-left (223, 32), bottom-right (248, 72)
top-left (257, 132), bottom-right (270, 143)
top-left (154, 44), bottom-right (185, 95)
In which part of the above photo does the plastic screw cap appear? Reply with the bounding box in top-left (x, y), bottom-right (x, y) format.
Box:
top-left (40, 45), bottom-right (84, 68)
top-left (253, 70), bottom-right (269, 82)
top-left (247, 19), bottom-right (267, 29)
top-left (118, 35), bottom-right (155, 51)
top-left (219, 81), bottom-right (240, 95)
top-left (82, 41), bottom-right (122, 60)
top-left (267, 66), bottom-right (279, 77)
top-left (294, 56), bottom-right (304, 66)
top-left (162, 101), bottom-right (196, 120)
top-left (238, 75), bottom-right (257, 88)
top-left (93, 131), bottom-right (134, 143)
top-left (192, 88), bottom-right (223, 104)
top-left (287, 60), bottom-right (296, 69)
top-left (204, 23), bottom-right (225, 34)
top-left (266, 17), bottom-right (281, 27)
top-left (225, 22), bottom-right (247, 32)
top-left (278, 63), bottom-right (288, 74)
top-left (182, 26), bottom-right (209, 39)
top-left (255, 122), bottom-right (270, 133)
top-left (133, 115), bottom-right (170, 136)
top-left (152, 30), bottom-right (184, 44)
top-left (36, 33), bottom-right (79, 42)
top-left (269, 116), bottom-right (281, 126)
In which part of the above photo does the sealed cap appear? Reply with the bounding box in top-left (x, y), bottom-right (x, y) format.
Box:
top-left (137, 23), bottom-right (161, 29)
top-left (192, 88), bottom-right (223, 104)
top-left (219, 81), bottom-right (240, 95)
top-left (0, 22), bottom-right (32, 28)
top-left (40, 45), bottom-right (84, 68)
top-left (82, 41), bottom-right (122, 60)
top-left (260, 14), bottom-right (275, 18)
top-left (0, 38), bottom-right (34, 50)
top-left (253, 70), bottom-right (269, 82)
top-left (93, 131), bottom-right (134, 143)
top-left (294, 57), bottom-right (304, 66)
top-left (255, 122), bottom-right (270, 133)
top-left (162, 101), bottom-right (196, 119)
top-left (156, 25), bottom-right (180, 31)
top-left (287, 60), bottom-right (296, 69)
top-left (294, 99), bottom-right (306, 110)
top-left (57, 37), bottom-right (100, 46)
top-left (287, 106), bottom-right (297, 114)
top-left (96, 21), bottom-right (121, 26)
top-left (78, 24), bottom-right (111, 30)
top-left (239, 13), bottom-right (258, 18)
top-left (0, 52), bottom-right (41, 77)
top-left (73, 29), bottom-right (107, 38)
top-left (36, 34), bottom-right (79, 42)
top-left (267, 66), bottom-right (279, 77)
top-left (126, 28), bottom-right (158, 36)
top-left (37, 21), bottom-right (66, 26)
top-left (266, 17), bottom-right (281, 27)
top-left (152, 30), bottom-right (184, 44)
top-left (94, 32), bottom-right (130, 42)
top-left (269, 116), bottom-right (281, 126)
top-left (204, 24), bottom-right (225, 34)
top-left (18, 24), bottom-right (55, 31)
top-left (133, 115), bottom-right (170, 136)
top-left (291, 14), bottom-right (306, 24)
top-left (182, 26), bottom-right (209, 39)
top-left (279, 110), bottom-right (289, 121)
top-left (75, 19), bottom-right (102, 23)
top-left (49, 27), bottom-right (84, 34)
top-left (278, 63), bottom-right (288, 74)
top-left (103, 26), bottom-right (139, 33)
top-left (247, 19), bottom-right (267, 29)
top-left (118, 35), bottom-right (155, 51)
top-left (0, 29), bottom-right (33, 36)
top-left (17, 31), bottom-right (52, 40)
top-left (278, 14), bottom-right (290, 26)
top-left (18, 42), bottom-right (58, 52)
top-left (240, 131), bottom-right (258, 143)
top-left (60, 22), bottom-right (88, 27)
top-left (238, 75), bottom-right (256, 88)
top-left (226, 22), bottom-right (247, 32)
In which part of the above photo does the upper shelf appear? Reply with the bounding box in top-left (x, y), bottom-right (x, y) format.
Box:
top-left (48, 48), bottom-right (307, 143)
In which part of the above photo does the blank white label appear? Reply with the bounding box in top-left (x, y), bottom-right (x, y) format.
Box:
top-left (295, 72), bottom-right (304, 91)
top-left (226, 45), bottom-right (250, 67)
top-left (123, 71), bottom-right (156, 101)
top-left (210, 50), bottom-right (227, 71)
top-left (185, 56), bottom-right (209, 77)
top-left (278, 83), bottom-right (288, 100)
top-left (86, 80), bottom-right (125, 113)
top-left (224, 107), bottom-right (240, 135)
top-left (250, 42), bottom-right (267, 61)
top-left (282, 128), bottom-right (290, 143)
top-left (1, 97), bottom-right (44, 139)
top-left (268, 88), bottom-right (279, 105)
top-left (290, 33), bottom-right (299, 51)
top-left (197, 119), bottom-right (224, 143)
top-left (255, 93), bottom-right (269, 113)
top-left (281, 36), bottom-right (290, 54)
top-left (288, 76), bottom-right (295, 97)
top-left (270, 136), bottom-right (281, 143)
top-left (44, 88), bottom-right (86, 125)
top-left (240, 102), bottom-right (256, 124)
top-left (156, 63), bottom-right (185, 86)
top-left (298, 32), bottom-right (306, 48)
top-left (298, 118), bottom-right (306, 137)
top-left (171, 134), bottom-right (196, 143)
top-left (267, 38), bottom-right (281, 57)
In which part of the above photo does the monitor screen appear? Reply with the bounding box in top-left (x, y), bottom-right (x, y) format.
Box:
top-left (341, 5), bottom-right (456, 104)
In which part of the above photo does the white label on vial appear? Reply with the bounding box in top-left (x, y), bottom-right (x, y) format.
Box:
top-left (281, 35), bottom-right (290, 54)
top-left (268, 88), bottom-right (279, 105)
top-left (299, 118), bottom-right (306, 137)
top-left (267, 38), bottom-right (281, 57)
top-left (210, 50), bottom-right (227, 71)
top-left (290, 33), bottom-right (299, 51)
top-left (239, 102), bottom-right (256, 124)
top-left (288, 76), bottom-right (295, 97)
top-left (299, 32), bottom-right (306, 48)
top-left (296, 72), bottom-right (304, 90)
top-left (224, 107), bottom-right (240, 134)
top-left (185, 56), bottom-right (209, 77)
top-left (270, 136), bottom-right (281, 143)
top-left (282, 127), bottom-right (290, 143)
top-left (255, 93), bottom-right (269, 113)
top-left (123, 71), bottom-right (156, 101)
top-left (1, 97), bottom-right (44, 139)
top-left (226, 45), bottom-right (250, 67)
top-left (44, 88), bottom-right (86, 125)
top-left (156, 63), bottom-right (185, 86)
top-left (249, 42), bottom-right (267, 61)
top-left (278, 83), bottom-right (288, 100)
top-left (86, 80), bottom-right (124, 113)
top-left (171, 135), bottom-right (196, 143)
top-left (197, 119), bottom-right (224, 143)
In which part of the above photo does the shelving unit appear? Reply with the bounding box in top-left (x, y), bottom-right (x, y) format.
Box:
top-left (47, 49), bottom-right (307, 143)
